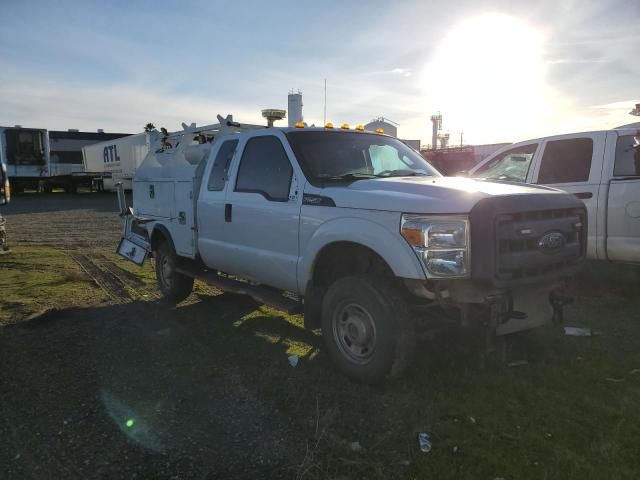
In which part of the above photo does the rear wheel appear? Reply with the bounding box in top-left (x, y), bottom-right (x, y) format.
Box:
top-left (321, 275), bottom-right (415, 383)
top-left (155, 240), bottom-right (193, 303)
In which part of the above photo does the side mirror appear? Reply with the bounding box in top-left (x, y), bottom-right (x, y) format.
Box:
top-left (0, 162), bottom-right (9, 205)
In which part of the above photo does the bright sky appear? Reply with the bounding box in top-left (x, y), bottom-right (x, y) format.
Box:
top-left (0, 0), bottom-right (638, 145)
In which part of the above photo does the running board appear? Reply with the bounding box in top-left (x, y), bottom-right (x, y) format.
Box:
top-left (176, 266), bottom-right (303, 315)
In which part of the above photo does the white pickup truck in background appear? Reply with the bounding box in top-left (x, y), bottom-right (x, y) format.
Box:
top-left (117, 115), bottom-right (587, 383)
top-left (469, 128), bottom-right (640, 264)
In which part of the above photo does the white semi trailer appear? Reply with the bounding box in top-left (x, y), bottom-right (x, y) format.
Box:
top-left (83, 131), bottom-right (158, 191)
top-left (0, 126), bottom-right (130, 193)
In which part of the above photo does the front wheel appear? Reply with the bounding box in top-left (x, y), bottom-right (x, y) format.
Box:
top-left (155, 240), bottom-right (194, 303)
top-left (321, 275), bottom-right (415, 383)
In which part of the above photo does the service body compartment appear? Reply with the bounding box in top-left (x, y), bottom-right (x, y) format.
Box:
top-left (172, 180), bottom-right (196, 257)
top-left (133, 179), bottom-right (175, 219)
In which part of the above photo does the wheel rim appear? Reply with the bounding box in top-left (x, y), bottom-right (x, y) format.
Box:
top-left (332, 303), bottom-right (377, 365)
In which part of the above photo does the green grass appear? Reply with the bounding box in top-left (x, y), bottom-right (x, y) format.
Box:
top-left (0, 246), bottom-right (107, 323)
top-left (1, 247), bottom-right (639, 479)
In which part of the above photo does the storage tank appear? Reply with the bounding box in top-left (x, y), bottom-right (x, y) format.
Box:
top-left (364, 118), bottom-right (398, 137)
top-left (288, 90), bottom-right (303, 127)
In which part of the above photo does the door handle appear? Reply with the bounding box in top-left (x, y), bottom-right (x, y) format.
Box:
top-left (224, 203), bottom-right (232, 222)
top-left (574, 192), bottom-right (593, 199)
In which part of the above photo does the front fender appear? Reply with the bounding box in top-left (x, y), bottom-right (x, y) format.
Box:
top-left (297, 216), bottom-right (426, 292)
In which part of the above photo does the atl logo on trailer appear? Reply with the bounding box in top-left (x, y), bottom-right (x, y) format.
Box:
top-left (103, 145), bottom-right (120, 163)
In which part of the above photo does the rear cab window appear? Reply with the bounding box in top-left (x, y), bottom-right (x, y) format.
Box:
top-left (613, 135), bottom-right (640, 177)
top-left (537, 138), bottom-right (593, 184)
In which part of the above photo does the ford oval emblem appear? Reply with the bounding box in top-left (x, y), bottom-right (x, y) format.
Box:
top-left (538, 232), bottom-right (565, 254)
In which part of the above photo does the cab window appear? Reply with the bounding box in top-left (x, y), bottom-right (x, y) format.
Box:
top-left (537, 138), bottom-right (593, 184)
top-left (472, 143), bottom-right (538, 182)
top-left (613, 135), bottom-right (640, 177)
top-left (207, 139), bottom-right (238, 191)
top-left (235, 136), bottom-right (292, 201)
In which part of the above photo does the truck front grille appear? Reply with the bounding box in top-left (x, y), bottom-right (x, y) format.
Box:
top-left (495, 207), bottom-right (586, 280)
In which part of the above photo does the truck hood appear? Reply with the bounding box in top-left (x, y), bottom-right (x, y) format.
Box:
top-left (318, 176), bottom-right (564, 213)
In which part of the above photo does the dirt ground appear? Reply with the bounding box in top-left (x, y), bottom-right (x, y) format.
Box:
top-left (1, 192), bottom-right (640, 480)
top-left (1, 191), bottom-right (123, 248)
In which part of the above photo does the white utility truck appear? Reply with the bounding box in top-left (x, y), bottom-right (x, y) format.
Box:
top-left (468, 128), bottom-right (640, 264)
top-left (117, 115), bottom-right (586, 382)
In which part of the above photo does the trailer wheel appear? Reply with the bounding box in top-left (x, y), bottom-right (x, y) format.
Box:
top-left (155, 240), bottom-right (193, 303)
top-left (321, 275), bottom-right (415, 383)
top-left (38, 181), bottom-right (52, 194)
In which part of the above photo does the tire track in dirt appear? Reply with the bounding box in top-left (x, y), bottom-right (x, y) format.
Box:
top-left (91, 253), bottom-right (161, 301)
top-left (69, 252), bottom-right (132, 304)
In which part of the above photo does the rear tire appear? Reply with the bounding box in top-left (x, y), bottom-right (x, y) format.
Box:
top-left (321, 275), bottom-right (415, 383)
top-left (155, 240), bottom-right (194, 303)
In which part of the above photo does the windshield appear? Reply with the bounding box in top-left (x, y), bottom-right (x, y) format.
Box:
top-left (471, 143), bottom-right (538, 182)
top-left (286, 131), bottom-right (440, 182)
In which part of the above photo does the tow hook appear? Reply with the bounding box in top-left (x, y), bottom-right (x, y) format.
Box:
top-left (550, 292), bottom-right (573, 325)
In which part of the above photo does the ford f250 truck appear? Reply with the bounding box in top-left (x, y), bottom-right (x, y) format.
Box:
top-left (468, 128), bottom-right (640, 264)
top-left (117, 115), bottom-right (586, 382)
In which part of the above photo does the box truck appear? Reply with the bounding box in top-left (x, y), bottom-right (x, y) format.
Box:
top-left (83, 131), bottom-right (159, 191)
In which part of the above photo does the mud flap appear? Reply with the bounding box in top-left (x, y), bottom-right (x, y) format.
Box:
top-left (117, 237), bottom-right (149, 265)
top-left (117, 214), bottom-right (151, 266)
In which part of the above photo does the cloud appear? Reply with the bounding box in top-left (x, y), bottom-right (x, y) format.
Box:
top-left (390, 68), bottom-right (412, 77)
top-left (592, 100), bottom-right (639, 110)
top-left (0, 71), bottom-right (264, 133)
top-left (546, 58), bottom-right (609, 64)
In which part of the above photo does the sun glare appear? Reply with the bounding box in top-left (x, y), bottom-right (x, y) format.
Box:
top-left (424, 13), bottom-right (549, 143)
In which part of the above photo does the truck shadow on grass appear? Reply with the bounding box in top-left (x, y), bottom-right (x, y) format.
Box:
top-left (1, 293), bottom-right (313, 479)
top-left (2, 283), bottom-right (640, 480)
top-left (0, 290), bottom-right (492, 479)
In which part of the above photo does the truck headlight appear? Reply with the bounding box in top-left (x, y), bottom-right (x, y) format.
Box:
top-left (401, 215), bottom-right (470, 278)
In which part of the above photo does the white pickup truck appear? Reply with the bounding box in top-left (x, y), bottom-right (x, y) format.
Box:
top-left (468, 128), bottom-right (640, 264)
top-left (118, 115), bottom-right (587, 382)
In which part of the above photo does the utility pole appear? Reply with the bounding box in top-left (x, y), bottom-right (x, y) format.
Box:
top-left (323, 79), bottom-right (327, 125)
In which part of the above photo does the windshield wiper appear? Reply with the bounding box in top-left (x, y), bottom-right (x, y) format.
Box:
top-left (316, 173), bottom-right (378, 183)
top-left (376, 169), bottom-right (430, 178)
top-left (481, 175), bottom-right (523, 182)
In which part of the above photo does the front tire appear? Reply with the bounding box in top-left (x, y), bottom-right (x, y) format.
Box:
top-left (321, 275), bottom-right (415, 383)
top-left (155, 240), bottom-right (194, 303)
